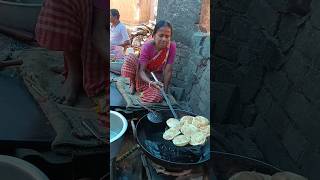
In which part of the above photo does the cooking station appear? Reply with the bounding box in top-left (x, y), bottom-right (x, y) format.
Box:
top-left (110, 77), bottom-right (285, 180)
top-left (110, 73), bottom-right (210, 179)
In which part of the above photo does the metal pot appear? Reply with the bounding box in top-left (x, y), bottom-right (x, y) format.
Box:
top-left (0, 155), bottom-right (49, 180)
top-left (110, 111), bottom-right (128, 160)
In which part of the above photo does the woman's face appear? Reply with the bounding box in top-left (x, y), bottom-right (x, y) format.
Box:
top-left (154, 26), bottom-right (171, 49)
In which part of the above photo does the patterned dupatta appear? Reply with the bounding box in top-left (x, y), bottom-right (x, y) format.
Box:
top-left (146, 43), bottom-right (170, 72)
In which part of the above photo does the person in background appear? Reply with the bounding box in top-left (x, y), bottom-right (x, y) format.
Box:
top-left (35, 0), bottom-right (107, 105)
top-left (110, 9), bottom-right (130, 48)
top-left (121, 20), bottom-right (176, 103)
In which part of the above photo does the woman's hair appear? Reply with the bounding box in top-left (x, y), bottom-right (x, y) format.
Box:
top-left (110, 9), bottom-right (120, 18)
top-left (153, 20), bottom-right (173, 36)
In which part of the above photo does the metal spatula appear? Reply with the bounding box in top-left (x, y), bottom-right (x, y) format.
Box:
top-left (136, 99), bottom-right (163, 123)
top-left (151, 72), bottom-right (179, 120)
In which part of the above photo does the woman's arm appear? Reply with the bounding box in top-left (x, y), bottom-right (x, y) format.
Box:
top-left (92, 7), bottom-right (107, 60)
top-left (139, 64), bottom-right (163, 89)
top-left (163, 64), bottom-right (173, 93)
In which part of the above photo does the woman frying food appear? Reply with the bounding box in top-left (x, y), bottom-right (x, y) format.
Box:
top-left (121, 20), bottom-right (176, 103)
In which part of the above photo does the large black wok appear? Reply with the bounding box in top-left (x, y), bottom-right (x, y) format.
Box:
top-left (131, 109), bottom-right (210, 170)
top-left (210, 151), bottom-right (283, 180)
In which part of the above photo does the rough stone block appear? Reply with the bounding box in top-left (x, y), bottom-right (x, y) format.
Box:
top-left (295, 22), bottom-right (320, 69)
top-left (237, 46), bottom-right (259, 66)
top-left (198, 100), bottom-right (210, 117)
top-left (247, 26), bottom-right (268, 51)
top-left (264, 71), bottom-right (289, 102)
top-left (237, 65), bottom-right (264, 104)
top-left (285, 92), bottom-right (320, 146)
top-left (214, 36), bottom-right (239, 62)
top-left (284, 49), bottom-right (309, 86)
top-left (248, 0), bottom-right (279, 35)
top-left (199, 85), bottom-right (210, 103)
top-left (261, 39), bottom-right (284, 71)
top-left (191, 54), bottom-right (206, 67)
top-left (253, 115), bottom-right (300, 172)
top-left (214, 57), bottom-right (238, 83)
top-left (265, 0), bottom-right (288, 12)
top-left (213, 10), bottom-right (227, 32)
top-left (172, 78), bottom-right (185, 87)
top-left (212, 82), bottom-right (238, 124)
top-left (226, 0), bottom-right (253, 13)
top-left (241, 104), bottom-right (257, 127)
top-left (301, 68), bottom-right (320, 103)
top-left (282, 124), bottom-right (309, 162)
top-left (300, 151), bottom-right (320, 179)
top-left (157, 0), bottom-right (201, 46)
top-left (278, 14), bottom-right (299, 52)
top-left (192, 32), bottom-right (208, 50)
top-left (200, 36), bottom-right (210, 59)
top-left (170, 86), bottom-right (185, 101)
top-left (288, 0), bottom-right (311, 16)
top-left (264, 101), bottom-right (290, 138)
top-left (255, 87), bottom-right (273, 116)
top-left (230, 16), bottom-right (251, 42)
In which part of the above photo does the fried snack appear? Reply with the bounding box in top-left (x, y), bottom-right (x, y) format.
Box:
top-left (199, 125), bottom-right (210, 137)
top-left (163, 127), bottom-right (181, 140)
top-left (192, 116), bottom-right (210, 127)
top-left (172, 135), bottom-right (190, 147)
top-left (180, 123), bottom-right (199, 137)
top-left (190, 131), bottom-right (206, 146)
top-left (166, 118), bottom-right (181, 128)
top-left (180, 116), bottom-right (194, 125)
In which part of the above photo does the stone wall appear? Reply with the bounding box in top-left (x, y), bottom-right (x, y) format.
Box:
top-left (213, 0), bottom-right (319, 179)
top-left (157, 0), bottom-right (210, 119)
top-left (157, 0), bottom-right (202, 46)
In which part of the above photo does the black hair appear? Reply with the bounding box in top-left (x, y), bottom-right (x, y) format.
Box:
top-left (110, 9), bottom-right (120, 18)
top-left (153, 20), bottom-right (173, 36)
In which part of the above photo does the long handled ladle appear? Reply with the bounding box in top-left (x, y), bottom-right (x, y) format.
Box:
top-left (151, 72), bottom-right (179, 120)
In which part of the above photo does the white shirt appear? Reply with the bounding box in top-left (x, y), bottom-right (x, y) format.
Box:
top-left (110, 22), bottom-right (129, 46)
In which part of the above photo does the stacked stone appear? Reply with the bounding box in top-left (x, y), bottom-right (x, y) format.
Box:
top-left (213, 0), bottom-right (319, 179)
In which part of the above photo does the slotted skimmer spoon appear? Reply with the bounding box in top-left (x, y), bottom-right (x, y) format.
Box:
top-left (135, 98), bottom-right (163, 123)
top-left (151, 72), bottom-right (179, 120)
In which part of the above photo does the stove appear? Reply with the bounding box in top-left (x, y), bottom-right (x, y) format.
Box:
top-left (140, 154), bottom-right (209, 180)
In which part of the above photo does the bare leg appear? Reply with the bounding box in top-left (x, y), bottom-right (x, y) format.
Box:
top-left (130, 80), bottom-right (136, 94)
top-left (54, 50), bottom-right (82, 105)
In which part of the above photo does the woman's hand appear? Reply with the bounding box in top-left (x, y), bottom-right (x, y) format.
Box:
top-left (149, 81), bottom-right (163, 90)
